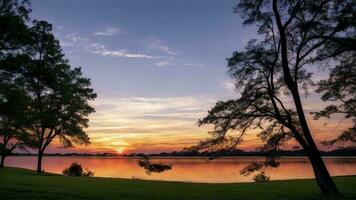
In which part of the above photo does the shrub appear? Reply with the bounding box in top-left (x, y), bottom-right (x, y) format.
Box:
top-left (62, 162), bottom-right (94, 177)
top-left (253, 171), bottom-right (270, 182)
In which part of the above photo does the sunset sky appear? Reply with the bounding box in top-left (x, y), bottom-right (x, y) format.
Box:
top-left (30, 0), bottom-right (352, 154)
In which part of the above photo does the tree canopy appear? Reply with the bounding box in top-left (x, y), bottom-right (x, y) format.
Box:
top-left (0, 1), bottom-right (96, 172)
top-left (15, 21), bottom-right (97, 172)
top-left (314, 52), bottom-right (356, 146)
top-left (0, 0), bottom-right (32, 167)
top-left (194, 0), bottom-right (355, 194)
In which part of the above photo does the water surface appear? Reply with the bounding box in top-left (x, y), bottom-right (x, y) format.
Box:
top-left (5, 156), bottom-right (356, 183)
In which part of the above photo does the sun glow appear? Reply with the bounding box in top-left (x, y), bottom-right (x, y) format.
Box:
top-left (116, 148), bottom-right (124, 154)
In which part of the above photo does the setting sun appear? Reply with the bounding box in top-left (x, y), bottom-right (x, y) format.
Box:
top-left (116, 148), bottom-right (124, 154)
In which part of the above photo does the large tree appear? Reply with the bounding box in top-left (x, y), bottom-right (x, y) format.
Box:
top-left (16, 21), bottom-right (97, 173)
top-left (0, 0), bottom-right (31, 167)
top-left (194, 0), bottom-right (354, 194)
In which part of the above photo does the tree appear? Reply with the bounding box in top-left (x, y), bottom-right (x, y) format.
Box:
top-left (194, 0), bottom-right (354, 194)
top-left (313, 52), bottom-right (356, 146)
top-left (0, 81), bottom-right (30, 167)
top-left (16, 21), bottom-right (96, 173)
top-left (0, 0), bottom-right (31, 167)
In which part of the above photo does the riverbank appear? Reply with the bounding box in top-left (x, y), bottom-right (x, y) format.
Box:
top-left (0, 167), bottom-right (355, 200)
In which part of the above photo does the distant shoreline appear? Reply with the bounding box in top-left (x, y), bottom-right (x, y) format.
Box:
top-left (9, 147), bottom-right (356, 157)
top-left (7, 155), bottom-right (356, 159)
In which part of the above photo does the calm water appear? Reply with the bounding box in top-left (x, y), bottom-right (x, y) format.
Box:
top-left (4, 156), bottom-right (356, 183)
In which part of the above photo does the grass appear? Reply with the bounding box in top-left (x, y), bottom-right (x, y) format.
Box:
top-left (0, 167), bottom-right (355, 200)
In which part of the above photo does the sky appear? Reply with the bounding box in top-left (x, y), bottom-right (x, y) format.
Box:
top-left (29, 0), bottom-right (352, 154)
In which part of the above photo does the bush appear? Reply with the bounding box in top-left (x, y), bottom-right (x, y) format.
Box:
top-left (62, 162), bottom-right (94, 177)
top-left (253, 171), bottom-right (270, 182)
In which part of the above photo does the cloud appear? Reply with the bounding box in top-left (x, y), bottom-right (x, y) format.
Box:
top-left (85, 96), bottom-right (216, 153)
top-left (88, 96), bottom-right (213, 133)
top-left (61, 33), bottom-right (88, 47)
top-left (88, 43), bottom-right (154, 59)
top-left (146, 36), bottom-right (179, 55)
top-left (95, 49), bottom-right (154, 59)
top-left (183, 62), bottom-right (205, 67)
top-left (93, 27), bottom-right (127, 36)
top-left (156, 61), bottom-right (171, 66)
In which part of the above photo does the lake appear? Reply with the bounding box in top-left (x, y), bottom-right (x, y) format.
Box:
top-left (4, 156), bottom-right (356, 183)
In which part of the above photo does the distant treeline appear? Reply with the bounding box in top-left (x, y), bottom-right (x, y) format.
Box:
top-left (127, 148), bottom-right (356, 157)
top-left (10, 148), bottom-right (356, 157)
top-left (11, 152), bottom-right (118, 157)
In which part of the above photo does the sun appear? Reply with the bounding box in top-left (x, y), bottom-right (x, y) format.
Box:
top-left (116, 148), bottom-right (124, 154)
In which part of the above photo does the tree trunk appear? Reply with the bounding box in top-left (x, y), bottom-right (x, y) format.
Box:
top-left (0, 154), bottom-right (5, 167)
top-left (37, 150), bottom-right (43, 173)
top-left (1, 136), bottom-right (8, 168)
top-left (306, 145), bottom-right (340, 195)
top-left (271, 0), bottom-right (340, 194)
top-left (289, 85), bottom-right (340, 194)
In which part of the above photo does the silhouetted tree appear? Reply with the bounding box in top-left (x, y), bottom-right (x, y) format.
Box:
top-left (16, 21), bottom-right (96, 173)
top-left (193, 0), bottom-right (355, 194)
top-left (0, 0), bottom-right (32, 167)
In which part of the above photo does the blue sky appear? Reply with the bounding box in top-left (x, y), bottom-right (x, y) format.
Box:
top-left (29, 0), bottom-right (350, 153)
top-left (31, 0), bottom-right (256, 98)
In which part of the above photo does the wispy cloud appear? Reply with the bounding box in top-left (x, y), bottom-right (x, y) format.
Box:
top-left (61, 33), bottom-right (88, 47)
top-left (93, 27), bottom-right (127, 36)
top-left (146, 36), bottom-right (179, 56)
top-left (156, 60), bottom-right (171, 67)
top-left (85, 96), bottom-right (216, 153)
top-left (88, 43), bottom-right (154, 59)
top-left (59, 32), bottom-right (205, 66)
top-left (183, 62), bottom-right (205, 67)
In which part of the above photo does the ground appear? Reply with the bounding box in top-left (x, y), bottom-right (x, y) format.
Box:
top-left (0, 167), bottom-right (355, 200)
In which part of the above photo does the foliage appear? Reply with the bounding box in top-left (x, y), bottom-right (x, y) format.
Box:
top-left (1, 0), bottom-right (96, 172)
top-left (0, 0), bottom-right (32, 167)
top-left (7, 20), bottom-right (97, 172)
top-left (0, 81), bottom-right (30, 164)
top-left (253, 171), bottom-right (270, 182)
top-left (138, 157), bottom-right (172, 175)
top-left (313, 53), bottom-right (356, 146)
top-left (0, 0), bottom-right (31, 58)
top-left (62, 162), bottom-right (94, 177)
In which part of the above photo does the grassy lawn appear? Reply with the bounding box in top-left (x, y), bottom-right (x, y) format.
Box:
top-left (0, 167), bottom-right (355, 200)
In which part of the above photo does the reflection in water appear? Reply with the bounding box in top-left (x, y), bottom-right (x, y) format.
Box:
top-left (5, 156), bottom-right (356, 183)
top-left (137, 157), bottom-right (173, 175)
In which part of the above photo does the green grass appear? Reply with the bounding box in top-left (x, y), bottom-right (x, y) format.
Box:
top-left (0, 167), bottom-right (355, 200)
